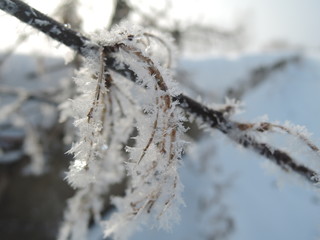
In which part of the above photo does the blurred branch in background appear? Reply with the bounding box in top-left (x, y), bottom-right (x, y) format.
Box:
top-left (225, 55), bottom-right (301, 100)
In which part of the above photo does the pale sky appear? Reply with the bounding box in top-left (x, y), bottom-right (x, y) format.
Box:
top-left (214, 0), bottom-right (320, 49)
top-left (165, 0), bottom-right (320, 49)
top-left (1, 0), bottom-right (320, 53)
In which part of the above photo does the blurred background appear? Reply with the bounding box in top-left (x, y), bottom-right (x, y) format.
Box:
top-left (1, 0), bottom-right (320, 240)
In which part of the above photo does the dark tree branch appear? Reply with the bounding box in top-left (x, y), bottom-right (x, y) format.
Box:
top-left (1, 0), bottom-right (319, 184)
top-left (0, 0), bottom-right (97, 55)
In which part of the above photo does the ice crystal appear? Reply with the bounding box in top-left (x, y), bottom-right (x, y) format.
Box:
top-left (59, 24), bottom-right (185, 240)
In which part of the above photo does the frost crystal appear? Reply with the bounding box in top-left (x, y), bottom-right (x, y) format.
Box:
top-left (59, 24), bottom-right (185, 240)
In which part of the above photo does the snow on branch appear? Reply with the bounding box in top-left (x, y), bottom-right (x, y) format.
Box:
top-left (57, 25), bottom-right (185, 239)
top-left (176, 95), bottom-right (320, 184)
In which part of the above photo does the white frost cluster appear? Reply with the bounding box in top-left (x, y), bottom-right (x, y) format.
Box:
top-left (59, 24), bottom-right (185, 240)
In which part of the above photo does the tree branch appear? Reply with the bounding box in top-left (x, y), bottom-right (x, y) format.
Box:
top-left (0, 0), bottom-right (97, 55)
top-left (1, 0), bottom-right (319, 184)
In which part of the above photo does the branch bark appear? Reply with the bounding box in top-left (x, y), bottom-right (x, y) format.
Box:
top-left (0, 0), bottom-right (97, 55)
top-left (1, 0), bottom-right (319, 184)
